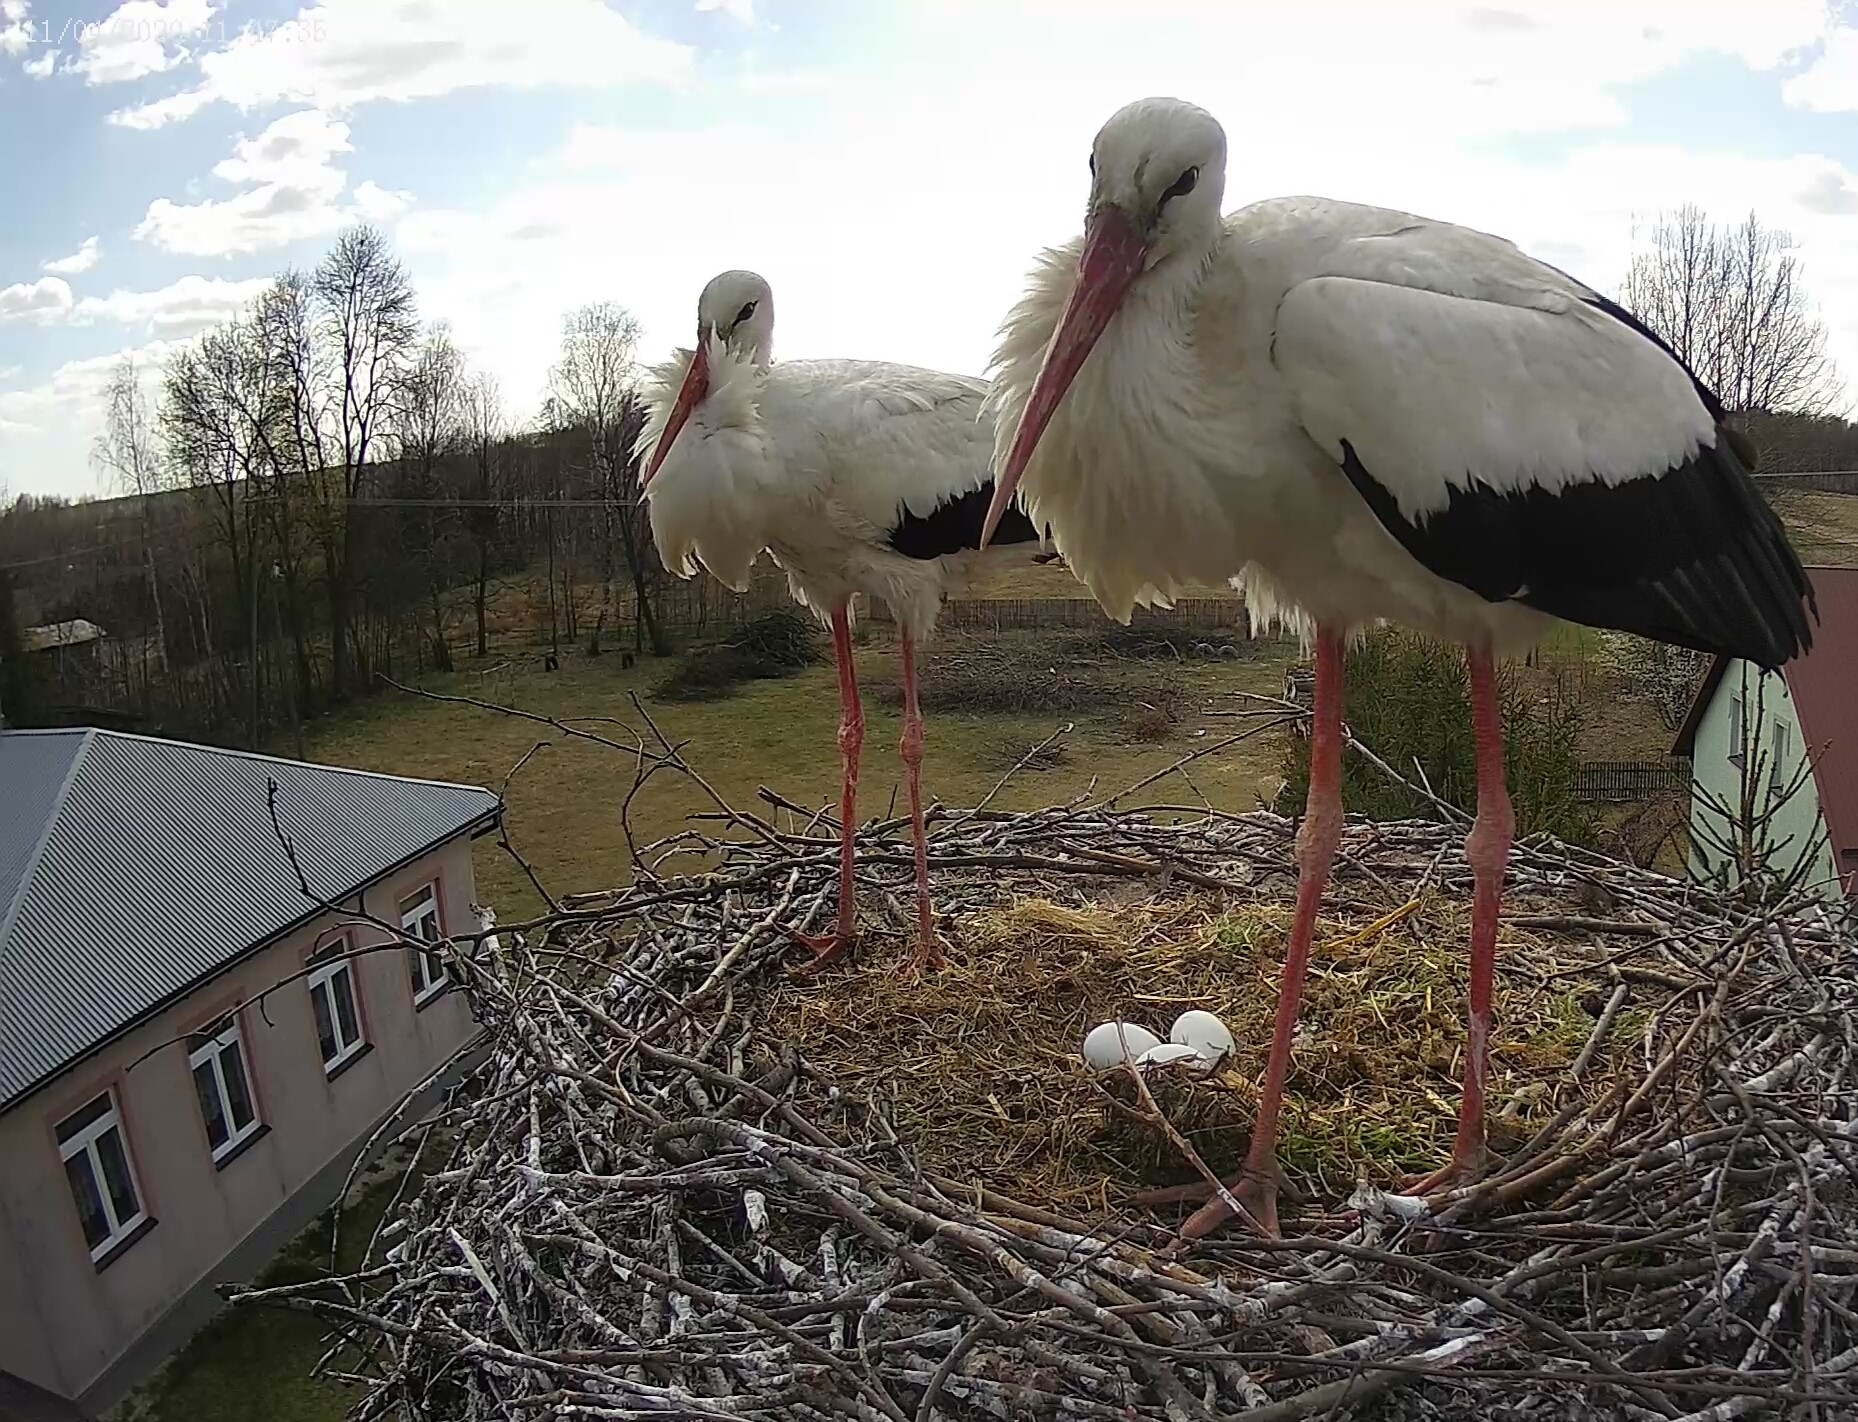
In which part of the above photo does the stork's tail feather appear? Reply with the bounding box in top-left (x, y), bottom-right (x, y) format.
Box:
top-left (1521, 428), bottom-right (1815, 672)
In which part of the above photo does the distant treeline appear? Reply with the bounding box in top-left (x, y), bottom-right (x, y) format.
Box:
top-left (0, 225), bottom-right (682, 749)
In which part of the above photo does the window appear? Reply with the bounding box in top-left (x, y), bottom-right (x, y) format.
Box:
top-left (308, 953), bottom-right (366, 1072)
top-left (56, 1091), bottom-right (148, 1262)
top-left (400, 884), bottom-right (447, 1005)
top-left (188, 1016), bottom-right (260, 1161)
top-left (1727, 693), bottom-right (1746, 769)
top-left (1771, 721), bottom-right (1792, 798)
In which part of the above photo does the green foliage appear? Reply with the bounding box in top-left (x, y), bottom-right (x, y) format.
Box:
top-left (653, 610), bottom-right (823, 702)
top-left (1277, 629), bottom-right (1594, 844)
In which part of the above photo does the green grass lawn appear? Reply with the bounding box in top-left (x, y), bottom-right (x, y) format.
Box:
top-left (112, 1171), bottom-right (411, 1422)
top-left (305, 633), bottom-right (1298, 920)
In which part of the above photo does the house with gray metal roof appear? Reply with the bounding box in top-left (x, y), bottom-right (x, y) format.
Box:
top-left (0, 728), bottom-right (500, 1419)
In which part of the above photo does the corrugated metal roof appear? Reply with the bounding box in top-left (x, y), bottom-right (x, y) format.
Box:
top-left (1779, 568), bottom-right (1858, 895)
top-left (0, 729), bottom-right (499, 1107)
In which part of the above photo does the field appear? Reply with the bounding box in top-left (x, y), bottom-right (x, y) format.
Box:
top-left (306, 630), bottom-right (1295, 920)
top-left (112, 1162), bottom-right (416, 1422)
top-left (1768, 488), bottom-right (1858, 566)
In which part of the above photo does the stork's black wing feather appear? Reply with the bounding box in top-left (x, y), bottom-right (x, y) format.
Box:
top-left (1334, 297), bottom-right (1815, 670)
top-left (888, 483), bottom-right (1040, 561)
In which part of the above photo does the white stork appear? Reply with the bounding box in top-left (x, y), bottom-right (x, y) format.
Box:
top-left (980, 98), bottom-right (1815, 1237)
top-left (638, 270), bottom-right (1042, 971)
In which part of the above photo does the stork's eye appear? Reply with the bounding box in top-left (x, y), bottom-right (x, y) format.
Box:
top-left (734, 300), bottom-right (758, 327)
top-left (1159, 166), bottom-right (1198, 207)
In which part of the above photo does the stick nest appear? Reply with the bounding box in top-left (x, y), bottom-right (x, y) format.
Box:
top-left (234, 798), bottom-right (1858, 1422)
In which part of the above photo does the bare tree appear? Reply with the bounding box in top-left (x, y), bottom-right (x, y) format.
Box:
top-left (399, 324), bottom-right (467, 670)
top-left (251, 271), bottom-right (325, 711)
top-left (1623, 206), bottom-right (1843, 418)
top-left (548, 301), bottom-right (667, 656)
top-left (161, 319), bottom-right (283, 744)
top-left (400, 324), bottom-right (466, 472)
top-left (92, 356), bottom-right (168, 684)
top-left (312, 224), bottom-right (419, 695)
top-left (460, 373), bottom-right (507, 658)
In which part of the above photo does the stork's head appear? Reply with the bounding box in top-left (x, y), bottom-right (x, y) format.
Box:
top-left (982, 98), bottom-right (1226, 543)
top-left (697, 269), bottom-right (774, 364)
top-left (642, 270), bottom-right (774, 486)
top-left (1088, 98), bottom-right (1227, 264)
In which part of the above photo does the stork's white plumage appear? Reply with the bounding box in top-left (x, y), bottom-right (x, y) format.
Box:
top-left (638, 270), bottom-right (1041, 970)
top-left (982, 98), bottom-right (1815, 1238)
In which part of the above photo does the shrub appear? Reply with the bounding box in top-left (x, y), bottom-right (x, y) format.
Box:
top-left (1125, 704), bottom-right (1173, 742)
top-left (1277, 629), bottom-right (1593, 844)
top-left (652, 610), bottom-right (823, 702)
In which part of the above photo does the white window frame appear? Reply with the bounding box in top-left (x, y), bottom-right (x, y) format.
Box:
top-left (187, 1016), bottom-right (261, 1162)
top-left (56, 1090), bottom-right (148, 1262)
top-left (308, 953), bottom-right (366, 1073)
top-left (1770, 720), bottom-right (1792, 798)
top-left (401, 882), bottom-right (447, 1006)
top-left (1727, 693), bottom-right (1746, 769)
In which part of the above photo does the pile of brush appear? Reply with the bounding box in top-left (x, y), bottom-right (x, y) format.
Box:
top-left (232, 791), bottom-right (1858, 1421)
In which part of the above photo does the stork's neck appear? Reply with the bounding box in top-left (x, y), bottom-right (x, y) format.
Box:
top-left (1097, 244), bottom-right (1221, 417)
top-left (726, 328), bottom-right (770, 369)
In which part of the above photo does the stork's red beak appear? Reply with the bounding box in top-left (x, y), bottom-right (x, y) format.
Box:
top-left (642, 340), bottom-right (711, 487)
top-left (981, 205), bottom-right (1149, 546)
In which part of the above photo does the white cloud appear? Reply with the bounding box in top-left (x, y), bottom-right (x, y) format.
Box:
top-left (42, 236), bottom-right (100, 275)
top-left (0, 269), bottom-right (262, 334)
top-left (73, 274), bottom-right (270, 334)
top-left (0, 364), bottom-right (21, 380)
top-left (1785, 25), bottom-right (1858, 112)
top-left (107, 0), bottom-right (692, 129)
top-left (1799, 169), bottom-right (1858, 216)
top-left (22, 46), bottom-right (52, 76)
top-left (0, 340), bottom-right (181, 456)
top-left (696, 0), bottom-right (754, 22)
top-left (1, 0), bottom-right (31, 58)
top-left (133, 109), bottom-right (410, 256)
top-left (12, 1), bottom-right (1858, 499)
top-left (72, 0), bottom-right (216, 84)
top-left (0, 276), bottom-right (74, 324)
top-left (392, 2), bottom-right (1858, 437)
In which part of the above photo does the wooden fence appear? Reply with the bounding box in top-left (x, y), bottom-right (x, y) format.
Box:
top-left (863, 595), bottom-right (1249, 635)
top-left (1755, 470), bottom-right (1858, 496)
top-left (1572, 759), bottom-right (1690, 803)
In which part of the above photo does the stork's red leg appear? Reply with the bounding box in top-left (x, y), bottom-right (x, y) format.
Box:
top-left (898, 628), bottom-right (942, 970)
top-left (792, 604), bottom-right (862, 969)
top-left (1407, 646), bottom-right (1512, 1195)
top-left (1176, 625), bottom-right (1346, 1239)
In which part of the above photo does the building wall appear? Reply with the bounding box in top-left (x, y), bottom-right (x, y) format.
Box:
top-left (1688, 660), bottom-right (1840, 900)
top-left (0, 834), bottom-right (484, 1405)
top-left (0, 1190), bottom-right (62, 1416)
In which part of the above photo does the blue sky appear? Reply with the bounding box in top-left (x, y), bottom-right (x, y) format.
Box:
top-left (4, 0), bottom-right (1858, 499)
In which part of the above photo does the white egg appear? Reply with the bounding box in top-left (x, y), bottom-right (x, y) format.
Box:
top-left (1081, 1020), bottom-right (1162, 1072)
top-left (1135, 1042), bottom-right (1205, 1071)
top-left (1169, 1009), bottom-right (1236, 1066)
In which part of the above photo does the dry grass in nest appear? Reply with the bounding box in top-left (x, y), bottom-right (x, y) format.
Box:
top-left (762, 885), bottom-right (1632, 1217)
